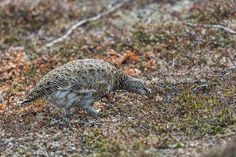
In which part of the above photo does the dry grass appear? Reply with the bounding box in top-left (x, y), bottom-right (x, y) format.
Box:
top-left (0, 0), bottom-right (236, 156)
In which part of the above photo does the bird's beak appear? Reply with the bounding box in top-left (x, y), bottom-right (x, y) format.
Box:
top-left (138, 87), bottom-right (152, 95)
top-left (144, 87), bottom-right (152, 95)
top-left (17, 100), bottom-right (27, 108)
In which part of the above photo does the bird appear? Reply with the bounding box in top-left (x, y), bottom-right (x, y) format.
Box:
top-left (18, 59), bottom-right (151, 117)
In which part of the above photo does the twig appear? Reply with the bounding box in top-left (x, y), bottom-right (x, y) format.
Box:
top-left (215, 132), bottom-right (236, 139)
top-left (39, 0), bottom-right (131, 51)
top-left (89, 135), bottom-right (102, 144)
top-left (187, 23), bottom-right (236, 35)
top-left (172, 79), bottom-right (207, 85)
top-left (222, 66), bottom-right (236, 72)
top-left (165, 33), bottom-right (222, 46)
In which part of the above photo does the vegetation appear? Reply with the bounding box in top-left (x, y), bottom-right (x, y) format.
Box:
top-left (0, 0), bottom-right (235, 156)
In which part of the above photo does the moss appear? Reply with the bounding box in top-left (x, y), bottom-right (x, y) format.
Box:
top-left (4, 36), bottom-right (21, 44)
top-left (172, 88), bottom-right (236, 137)
top-left (1, 0), bottom-right (236, 156)
top-left (82, 128), bottom-right (125, 155)
top-left (177, 93), bottom-right (207, 115)
top-left (132, 138), bottom-right (148, 151)
top-left (187, 0), bottom-right (235, 23)
top-left (133, 30), bottom-right (153, 45)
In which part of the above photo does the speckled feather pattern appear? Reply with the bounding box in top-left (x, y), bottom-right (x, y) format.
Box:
top-left (20, 59), bottom-right (150, 116)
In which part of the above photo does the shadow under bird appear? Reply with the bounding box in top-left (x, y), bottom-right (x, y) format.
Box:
top-left (18, 59), bottom-right (151, 117)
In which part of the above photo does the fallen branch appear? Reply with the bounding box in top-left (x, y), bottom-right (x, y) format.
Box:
top-left (40, 0), bottom-right (131, 51)
top-left (187, 23), bottom-right (236, 35)
top-left (173, 34), bottom-right (221, 46)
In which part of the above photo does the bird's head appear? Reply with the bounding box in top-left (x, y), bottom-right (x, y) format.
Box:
top-left (118, 73), bottom-right (152, 95)
top-left (123, 77), bottom-right (151, 95)
top-left (135, 80), bottom-right (152, 95)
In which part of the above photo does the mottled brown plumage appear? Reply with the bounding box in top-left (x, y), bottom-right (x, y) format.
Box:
top-left (18, 59), bottom-right (151, 116)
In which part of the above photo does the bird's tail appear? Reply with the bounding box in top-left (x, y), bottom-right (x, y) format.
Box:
top-left (17, 86), bottom-right (45, 107)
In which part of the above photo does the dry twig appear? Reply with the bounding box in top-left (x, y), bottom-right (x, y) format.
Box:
top-left (40, 0), bottom-right (131, 51)
top-left (187, 23), bottom-right (236, 35)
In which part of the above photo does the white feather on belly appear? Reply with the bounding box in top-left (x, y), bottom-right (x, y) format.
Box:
top-left (43, 89), bottom-right (96, 109)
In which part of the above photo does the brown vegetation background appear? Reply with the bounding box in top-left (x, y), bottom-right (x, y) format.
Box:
top-left (0, 0), bottom-right (236, 156)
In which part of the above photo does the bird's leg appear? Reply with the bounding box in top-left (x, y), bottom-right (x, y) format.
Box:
top-left (64, 107), bottom-right (72, 118)
top-left (81, 99), bottom-right (100, 117)
top-left (79, 98), bottom-right (100, 117)
top-left (85, 104), bottom-right (101, 117)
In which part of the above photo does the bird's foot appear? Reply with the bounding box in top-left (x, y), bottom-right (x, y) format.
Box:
top-left (86, 105), bottom-right (101, 117)
top-left (89, 109), bottom-right (101, 117)
top-left (92, 109), bottom-right (101, 117)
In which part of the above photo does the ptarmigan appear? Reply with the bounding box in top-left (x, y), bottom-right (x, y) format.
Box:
top-left (19, 59), bottom-right (151, 116)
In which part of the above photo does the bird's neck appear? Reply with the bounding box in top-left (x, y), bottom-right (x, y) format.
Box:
top-left (117, 73), bottom-right (143, 93)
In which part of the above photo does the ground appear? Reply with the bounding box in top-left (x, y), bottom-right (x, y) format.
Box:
top-left (0, 0), bottom-right (236, 156)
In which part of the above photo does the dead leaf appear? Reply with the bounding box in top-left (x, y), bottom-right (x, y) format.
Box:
top-left (124, 67), bottom-right (141, 76)
top-left (146, 59), bottom-right (156, 70)
top-left (120, 50), bottom-right (140, 64)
